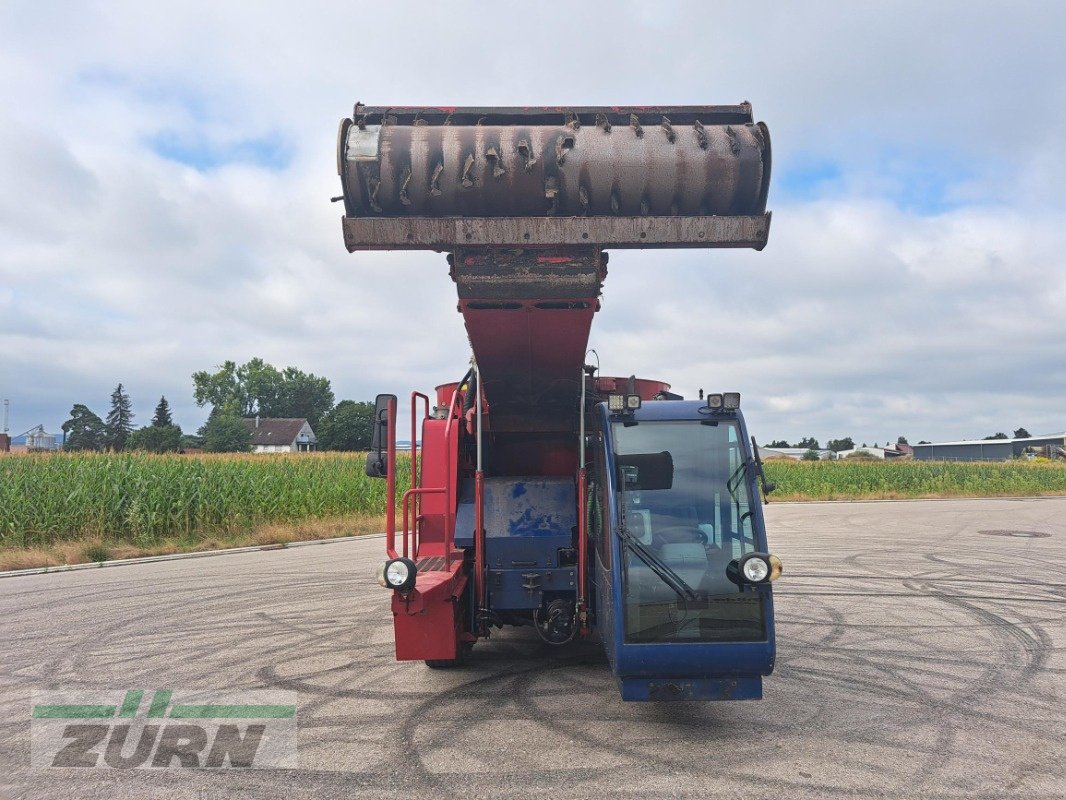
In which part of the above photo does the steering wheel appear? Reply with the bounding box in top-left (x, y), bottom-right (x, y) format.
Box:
top-left (652, 525), bottom-right (708, 550)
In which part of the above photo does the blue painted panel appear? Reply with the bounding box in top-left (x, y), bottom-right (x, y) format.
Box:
top-left (488, 567), bottom-right (577, 610)
top-left (484, 477), bottom-right (576, 539)
top-left (486, 534), bottom-right (572, 568)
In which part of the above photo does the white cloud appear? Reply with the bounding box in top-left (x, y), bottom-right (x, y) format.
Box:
top-left (0, 1), bottom-right (1063, 444)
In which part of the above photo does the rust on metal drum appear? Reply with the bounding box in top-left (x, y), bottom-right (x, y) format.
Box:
top-left (338, 105), bottom-right (771, 220)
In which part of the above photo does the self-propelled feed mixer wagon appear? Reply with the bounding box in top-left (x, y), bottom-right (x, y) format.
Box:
top-left (336, 103), bottom-right (783, 701)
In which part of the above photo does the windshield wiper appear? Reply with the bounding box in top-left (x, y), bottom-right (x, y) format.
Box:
top-left (618, 527), bottom-right (699, 602)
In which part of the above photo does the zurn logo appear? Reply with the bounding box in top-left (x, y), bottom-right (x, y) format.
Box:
top-left (31, 690), bottom-right (297, 769)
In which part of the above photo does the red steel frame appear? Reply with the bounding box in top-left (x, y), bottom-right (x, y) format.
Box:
top-left (392, 385), bottom-right (466, 571)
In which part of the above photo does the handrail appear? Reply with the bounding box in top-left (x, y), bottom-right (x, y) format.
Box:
top-left (401, 487), bottom-right (444, 559)
top-left (397, 386), bottom-right (461, 568)
top-left (410, 392), bottom-right (430, 555)
top-left (440, 384), bottom-right (463, 570)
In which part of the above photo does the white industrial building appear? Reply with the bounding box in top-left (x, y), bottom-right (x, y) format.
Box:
top-left (911, 433), bottom-right (1066, 462)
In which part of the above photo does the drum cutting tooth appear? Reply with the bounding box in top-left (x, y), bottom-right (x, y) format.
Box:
top-left (430, 162), bottom-right (444, 196)
top-left (694, 119), bottom-right (708, 149)
top-left (596, 113), bottom-right (611, 133)
top-left (630, 114), bottom-right (644, 138)
top-left (565, 111), bottom-right (581, 130)
top-left (460, 154), bottom-right (476, 188)
top-left (399, 166), bottom-right (412, 205)
top-left (517, 140), bottom-right (537, 171)
top-left (726, 125), bottom-right (741, 156)
top-left (485, 146), bottom-right (506, 179)
top-left (556, 134), bottom-right (574, 166)
top-left (367, 175), bottom-right (381, 212)
top-left (661, 116), bottom-right (676, 143)
top-left (545, 177), bottom-right (559, 215)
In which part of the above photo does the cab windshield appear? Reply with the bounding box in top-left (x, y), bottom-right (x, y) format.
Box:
top-left (612, 419), bottom-right (766, 643)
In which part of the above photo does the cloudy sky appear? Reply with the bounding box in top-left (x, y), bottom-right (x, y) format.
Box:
top-left (1, 1), bottom-right (1063, 445)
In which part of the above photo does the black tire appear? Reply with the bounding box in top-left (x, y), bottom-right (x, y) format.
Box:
top-left (424, 642), bottom-right (471, 669)
top-left (424, 658), bottom-right (460, 669)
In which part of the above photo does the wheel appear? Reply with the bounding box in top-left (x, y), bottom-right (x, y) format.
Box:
top-left (424, 642), bottom-right (471, 669)
top-left (424, 658), bottom-right (461, 669)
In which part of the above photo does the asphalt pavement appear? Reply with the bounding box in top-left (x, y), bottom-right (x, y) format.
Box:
top-left (1, 497), bottom-right (1063, 799)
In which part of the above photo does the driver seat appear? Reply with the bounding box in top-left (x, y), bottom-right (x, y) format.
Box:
top-left (659, 542), bottom-right (708, 589)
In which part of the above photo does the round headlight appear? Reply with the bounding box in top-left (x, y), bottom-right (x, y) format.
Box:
top-left (741, 555), bottom-right (770, 583)
top-left (385, 560), bottom-right (410, 586)
top-left (381, 557), bottom-right (417, 593)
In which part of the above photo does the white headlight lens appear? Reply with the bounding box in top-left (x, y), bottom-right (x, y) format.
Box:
top-left (723, 392), bottom-right (741, 410)
top-left (707, 393), bottom-right (723, 409)
top-left (608, 394), bottom-right (625, 411)
top-left (385, 560), bottom-right (410, 587)
top-left (742, 556), bottom-right (769, 583)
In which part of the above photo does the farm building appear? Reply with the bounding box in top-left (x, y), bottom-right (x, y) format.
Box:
top-left (835, 446), bottom-right (906, 460)
top-left (912, 433), bottom-right (1066, 461)
top-left (242, 417), bottom-right (318, 453)
top-left (757, 447), bottom-right (836, 461)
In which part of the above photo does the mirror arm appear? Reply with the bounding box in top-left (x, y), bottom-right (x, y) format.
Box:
top-left (751, 435), bottom-right (776, 503)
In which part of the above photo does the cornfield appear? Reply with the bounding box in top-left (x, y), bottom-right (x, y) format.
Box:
top-left (3, 452), bottom-right (1065, 551)
top-left (762, 458), bottom-right (1066, 500)
top-left (1, 452), bottom-right (409, 549)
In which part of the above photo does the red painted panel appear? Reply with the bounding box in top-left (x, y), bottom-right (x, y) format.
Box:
top-left (416, 418), bottom-right (457, 547)
top-left (594, 376), bottom-right (672, 399)
top-left (392, 566), bottom-right (467, 661)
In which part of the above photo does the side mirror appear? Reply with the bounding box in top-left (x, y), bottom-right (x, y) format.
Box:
top-left (365, 394), bottom-right (396, 479)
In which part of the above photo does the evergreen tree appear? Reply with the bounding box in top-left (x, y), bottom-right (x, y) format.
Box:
top-left (795, 436), bottom-right (820, 450)
top-left (62, 404), bottom-right (106, 451)
top-left (1013, 427), bottom-right (1031, 439)
top-left (104, 383), bottom-right (135, 451)
top-left (766, 439), bottom-right (791, 449)
top-left (152, 396), bottom-right (173, 427)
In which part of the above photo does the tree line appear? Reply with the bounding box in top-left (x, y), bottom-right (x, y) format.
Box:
top-left (61, 358), bottom-right (377, 453)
